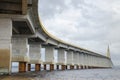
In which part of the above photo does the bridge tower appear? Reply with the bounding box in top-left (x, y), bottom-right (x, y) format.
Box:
top-left (106, 45), bottom-right (111, 58)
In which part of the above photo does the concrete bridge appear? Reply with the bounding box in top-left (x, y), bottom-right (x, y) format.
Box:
top-left (0, 0), bottom-right (113, 74)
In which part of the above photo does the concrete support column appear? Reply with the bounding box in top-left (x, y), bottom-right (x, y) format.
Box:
top-left (35, 64), bottom-right (41, 71)
top-left (45, 46), bottom-right (54, 63)
top-left (28, 64), bottom-right (31, 71)
top-left (73, 52), bottom-right (79, 66)
top-left (84, 54), bottom-right (88, 69)
top-left (73, 52), bottom-right (79, 70)
top-left (92, 56), bottom-right (95, 68)
top-left (57, 48), bottom-right (65, 70)
top-left (44, 46), bottom-right (54, 71)
top-left (29, 44), bottom-right (42, 71)
top-left (0, 19), bottom-right (12, 74)
top-left (89, 55), bottom-right (93, 69)
top-left (79, 53), bottom-right (84, 69)
top-left (12, 38), bottom-right (28, 72)
top-left (66, 50), bottom-right (73, 66)
top-left (12, 38), bottom-right (29, 62)
top-left (19, 62), bottom-right (26, 72)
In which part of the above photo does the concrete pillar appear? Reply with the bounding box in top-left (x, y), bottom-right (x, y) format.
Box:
top-left (84, 54), bottom-right (87, 69)
top-left (79, 53), bottom-right (84, 69)
top-left (57, 48), bottom-right (65, 68)
top-left (35, 64), bottom-right (41, 71)
top-left (89, 55), bottom-right (93, 69)
top-left (92, 56), bottom-right (96, 68)
top-left (29, 44), bottom-right (42, 71)
top-left (12, 38), bottom-right (29, 62)
top-left (19, 62), bottom-right (26, 72)
top-left (43, 46), bottom-right (54, 71)
top-left (73, 52), bottom-right (79, 67)
top-left (0, 19), bottom-right (12, 74)
top-left (12, 38), bottom-right (28, 72)
top-left (44, 46), bottom-right (54, 64)
top-left (66, 50), bottom-right (73, 66)
top-left (29, 44), bottom-right (41, 63)
top-left (28, 64), bottom-right (31, 71)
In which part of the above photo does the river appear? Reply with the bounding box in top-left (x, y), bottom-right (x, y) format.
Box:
top-left (0, 67), bottom-right (120, 80)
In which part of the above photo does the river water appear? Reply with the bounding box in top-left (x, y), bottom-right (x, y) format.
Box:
top-left (0, 68), bottom-right (120, 80)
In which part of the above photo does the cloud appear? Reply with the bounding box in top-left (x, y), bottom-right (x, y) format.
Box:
top-left (39, 0), bottom-right (120, 66)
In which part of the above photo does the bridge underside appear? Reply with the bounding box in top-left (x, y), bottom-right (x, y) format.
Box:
top-left (0, 0), bottom-right (27, 14)
top-left (0, 0), bottom-right (113, 74)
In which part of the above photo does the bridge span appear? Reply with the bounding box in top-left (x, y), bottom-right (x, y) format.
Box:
top-left (0, 0), bottom-right (113, 74)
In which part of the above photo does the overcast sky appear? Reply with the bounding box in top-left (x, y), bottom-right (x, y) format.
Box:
top-left (38, 0), bottom-right (120, 66)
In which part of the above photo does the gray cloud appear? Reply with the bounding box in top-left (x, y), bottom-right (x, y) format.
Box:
top-left (38, 0), bottom-right (69, 20)
top-left (39, 0), bottom-right (120, 66)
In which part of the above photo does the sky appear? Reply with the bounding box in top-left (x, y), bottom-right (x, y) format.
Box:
top-left (38, 0), bottom-right (120, 66)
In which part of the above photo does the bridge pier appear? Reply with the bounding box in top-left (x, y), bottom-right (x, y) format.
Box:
top-left (79, 53), bottom-right (85, 69)
top-left (66, 50), bottom-right (74, 70)
top-left (28, 44), bottom-right (42, 71)
top-left (0, 0), bottom-right (114, 75)
top-left (43, 46), bottom-right (55, 71)
top-left (0, 19), bottom-right (12, 74)
top-left (73, 52), bottom-right (79, 70)
top-left (56, 48), bottom-right (66, 70)
top-left (12, 38), bottom-right (29, 73)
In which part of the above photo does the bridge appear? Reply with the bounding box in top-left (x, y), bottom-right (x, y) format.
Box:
top-left (0, 0), bottom-right (113, 74)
